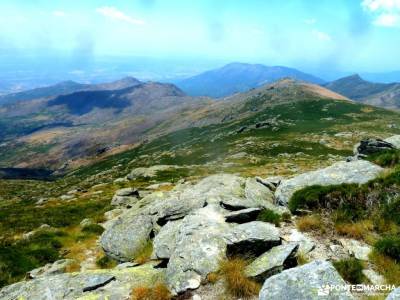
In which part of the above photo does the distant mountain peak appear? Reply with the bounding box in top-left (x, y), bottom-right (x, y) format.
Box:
top-left (176, 62), bottom-right (325, 98)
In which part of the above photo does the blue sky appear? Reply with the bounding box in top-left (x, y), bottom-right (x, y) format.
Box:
top-left (1, 0), bottom-right (400, 73)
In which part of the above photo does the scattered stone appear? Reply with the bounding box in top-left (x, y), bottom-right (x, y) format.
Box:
top-left (282, 229), bottom-right (315, 254)
top-left (275, 160), bottom-right (383, 205)
top-left (27, 259), bottom-right (77, 279)
top-left (259, 260), bottom-right (354, 300)
top-left (127, 165), bottom-right (179, 180)
top-left (362, 269), bottom-right (385, 285)
top-left (60, 194), bottom-right (74, 201)
top-left (245, 243), bottom-right (299, 282)
top-left (339, 239), bottom-right (371, 261)
top-left (79, 218), bottom-right (93, 228)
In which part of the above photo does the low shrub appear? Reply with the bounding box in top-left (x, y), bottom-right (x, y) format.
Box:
top-left (333, 258), bottom-right (366, 284)
top-left (0, 230), bottom-right (64, 287)
top-left (81, 224), bottom-right (105, 235)
top-left (374, 236), bottom-right (400, 261)
top-left (219, 258), bottom-right (260, 299)
top-left (257, 209), bottom-right (282, 226)
top-left (96, 255), bottom-right (117, 269)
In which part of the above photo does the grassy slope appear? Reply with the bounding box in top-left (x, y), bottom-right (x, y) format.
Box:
top-left (1, 97), bottom-right (400, 288)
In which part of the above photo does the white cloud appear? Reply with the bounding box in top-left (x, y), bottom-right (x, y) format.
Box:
top-left (52, 10), bottom-right (66, 17)
top-left (362, 0), bottom-right (400, 27)
top-left (96, 6), bottom-right (145, 25)
top-left (312, 29), bottom-right (332, 41)
top-left (374, 13), bottom-right (399, 25)
top-left (304, 18), bottom-right (317, 25)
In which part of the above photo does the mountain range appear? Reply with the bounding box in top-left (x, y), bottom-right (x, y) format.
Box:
top-left (175, 62), bottom-right (325, 98)
top-left (325, 74), bottom-right (400, 110)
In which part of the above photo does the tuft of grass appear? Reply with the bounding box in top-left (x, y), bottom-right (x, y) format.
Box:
top-left (219, 258), bottom-right (260, 299)
top-left (81, 224), bottom-right (105, 235)
top-left (257, 209), bottom-right (282, 226)
top-left (335, 220), bottom-right (373, 240)
top-left (207, 272), bottom-right (219, 284)
top-left (374, 236), bottom-right (400, 261)
top-left (96, 255), bottom-right (117, 269)
top-left (296, 252), bottom-right (309, 265)
top-left (370, 250), bottom-right (400, 285)
top-left (333, 258), bottom-right (366, 284)
top-left (134, 241), bottom-right (153, 265)
top-left (131, 283), bottom-right (171, 300)
top-left (296, 214), bottom-right (324, 232)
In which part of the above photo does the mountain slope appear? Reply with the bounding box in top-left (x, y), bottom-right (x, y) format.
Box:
top-left (325, 74), bottom-right (400, 109)
top-left (0, 77), bottom-right (141, 105)
top-left (176, 62), bottom-right (325, 98)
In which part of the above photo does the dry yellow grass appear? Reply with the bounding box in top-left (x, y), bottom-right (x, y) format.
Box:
top-left (219, 258), bottom-right (260, 299)
top-left (335, 220), bottom-right (373, 240)
top-left (296, 215), bottom-right (324, 232)
top-left (370, 251), bottom-right (400, 285)
top-left (207, 272), bottom-right (219, 284)
top-left (131, 283), bottom-right (171, 300)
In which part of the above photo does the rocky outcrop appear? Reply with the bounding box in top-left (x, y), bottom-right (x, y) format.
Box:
top-left (275, 160), bottom-right (383, 205)
top-left (0, 265), bottom-right (164, 300)
top-left (224, 207), bottom-right (261, 223)
top-left (111, 187), bottom-right (139, 207)
top-left (385, 135), bottom-right (400, 149)
top-left (127, 165), bottom-right (179, 180)
top-left (354, 138), bottom-right (395, 157)
top-left (339, 239), bottom-right (371, 261)
top-left (259, 260), bottom-right (354, 300)
top-left (245, 243), bottom-right (298, 282)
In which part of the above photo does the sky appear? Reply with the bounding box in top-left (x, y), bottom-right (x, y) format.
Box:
top-left (1, 0), bottom-right (400, 77)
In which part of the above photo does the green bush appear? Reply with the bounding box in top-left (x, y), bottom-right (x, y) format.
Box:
top-left (257, 209), bottom-right (282, 226)
top-left (381, 197), bottom-right (400, 226)
top-left (0, 230), bottom-right (64, 287)
top-left (375, 236), bottom-right (400, 261)
top-left (81, 224), bottom-right (105, 235)
top-left (333, 258), bottom-right (366, 284)
top-left (288, 184), bottom-right (368, 220)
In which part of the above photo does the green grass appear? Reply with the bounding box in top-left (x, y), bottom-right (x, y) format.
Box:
top-left (375, 236), bottom-right (400, 261)
top-left (0, 230), bottom-right (65, 287)
top-left (333, 258), bottom-right (366, 284)
top-left (257, 209), bottom-right (282, 226)
top-left (367, 149), bottom-right (400, 167)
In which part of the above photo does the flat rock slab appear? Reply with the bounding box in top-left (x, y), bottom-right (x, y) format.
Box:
top-left (224, 221), bottom-right (280, 257)
top-left (259, 260), bottom-right (354, 300)
top-left (339, 238), bottom-right (371, 261)
top-left (245, 243), bottom-right (298, 282)
top-left (275, 160), bottom-right (383, 205)
top-left (385, 135), bottom-right (400, 149)
top-left (0, 265), bottom-right (164, 300)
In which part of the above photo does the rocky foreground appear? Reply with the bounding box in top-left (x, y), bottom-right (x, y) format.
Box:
top-left (1, 137), bottom-right (400, 299)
